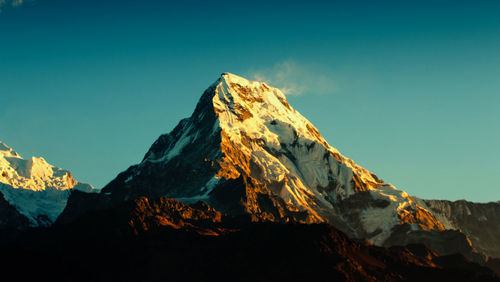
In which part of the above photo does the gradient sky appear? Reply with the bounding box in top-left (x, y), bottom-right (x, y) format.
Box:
top-left (1, 0), bottom-right (499, 202)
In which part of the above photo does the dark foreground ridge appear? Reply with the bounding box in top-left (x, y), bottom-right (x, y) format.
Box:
top-left (0, 197), bottom-right (497, 282)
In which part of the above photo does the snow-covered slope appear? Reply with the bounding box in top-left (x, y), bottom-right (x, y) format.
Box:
top-left (0, 142), bottom-right (93, 227)
top-left (98, 73), bottom-right (444, 245)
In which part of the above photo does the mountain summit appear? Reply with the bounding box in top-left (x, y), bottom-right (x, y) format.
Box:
top-left (100, 73), bottom-right (444, 245)
top-left (0, 142), bottom-right (93, 228)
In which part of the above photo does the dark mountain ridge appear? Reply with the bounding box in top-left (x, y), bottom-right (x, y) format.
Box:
top-left (1, 197), bottom-right (498, 282)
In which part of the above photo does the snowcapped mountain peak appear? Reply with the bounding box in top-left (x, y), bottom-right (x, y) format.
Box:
top-left (0, 141), bottom-right (93, 227)
top-left (211, 73), bottom-right (382, 191)
top-left (105, 73), bottom-right (445, 245)
top-left (220, 72), bottom-right (253, 84)
top-left (0, 141), bottom-right (20, 159)
top-left (214, 72), bottom-right (322, 145)
top-left (218, 72), bottom-right (278, 96)
top-left (219, 72), bottom-right (287, 103)
top-left (0, 142), bottom-right (74, 191)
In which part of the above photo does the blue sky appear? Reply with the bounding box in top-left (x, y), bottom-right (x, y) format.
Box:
top-left (1, 0), bottom-right (499, 202)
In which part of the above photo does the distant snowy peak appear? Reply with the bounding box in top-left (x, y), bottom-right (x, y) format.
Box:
top-left (0, 141), bottom-right (91, 192)
top-left (0, 141), bottom-right (93, 227)
top-left (0, 142), bottom-right (20, 159)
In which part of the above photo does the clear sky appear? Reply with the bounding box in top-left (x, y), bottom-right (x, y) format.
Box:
top-left (1, 0), bottom-right (499, 202)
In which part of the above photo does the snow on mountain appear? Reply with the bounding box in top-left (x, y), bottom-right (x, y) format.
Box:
top-left (98, 72), bottom-right (444, 245)
top-left (0, 141), bottom-right (93, 227)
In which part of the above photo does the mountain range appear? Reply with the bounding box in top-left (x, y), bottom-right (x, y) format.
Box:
top-left (0, 141), bottom-right (93, 228)
top-left (1, 73), bottom-right (498, 280)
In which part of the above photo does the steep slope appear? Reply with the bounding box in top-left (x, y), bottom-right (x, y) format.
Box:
top-left (413, 198), bottom-right (500, 259)
top-left (4, 197), bottom-right (498, 282)
top-left (96, 73), bottom-right (443, 246)
top-left (0, 142), bottom-right (93, 228)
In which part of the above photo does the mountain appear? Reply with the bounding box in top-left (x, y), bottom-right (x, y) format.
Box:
top-left (96, 73), bottom-right (444, 241)
top-left (413, 198), bottom-right (500, 259)
top-left (2, 72), bottom-right (497, 279)
top-left (0, 141), bottom-right (93, 228)
top-left (2, 197), bottom-right (497, 282)
top-left (59, 72), bottom-right (498, 265)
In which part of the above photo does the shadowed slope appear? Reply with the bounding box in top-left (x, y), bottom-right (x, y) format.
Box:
top-left (2, 197), bottom-right (498, 282)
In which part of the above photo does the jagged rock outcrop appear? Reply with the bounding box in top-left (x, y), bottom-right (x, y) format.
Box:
top-left (384, 224), bottom-right (487, 263)
top-left (413, 198), bottom-right (500, 259)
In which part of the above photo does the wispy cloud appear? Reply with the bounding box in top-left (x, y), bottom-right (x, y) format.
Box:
top-left (0, 0), bottom-right (29, 12)
top-left (249, 60), bottom-right (338, 96)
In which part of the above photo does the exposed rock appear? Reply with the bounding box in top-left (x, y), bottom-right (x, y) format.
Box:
top-left (414, 198), bottom-right (500, 259)
top-left (384, 224), bottom-right (487, 263)
top-left (0, 191), bottom-right (30, 229)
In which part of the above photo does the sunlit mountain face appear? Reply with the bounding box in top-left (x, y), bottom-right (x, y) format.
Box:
top-left (0, 141), bottom-right (93, 228)
top-left (0, 73), bottom-right (498, 280)
top-left (98, 73), bottom-right (445, 243)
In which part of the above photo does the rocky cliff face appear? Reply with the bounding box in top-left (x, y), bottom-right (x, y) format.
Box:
top-left (413, 198), bottom-right (500, 259)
